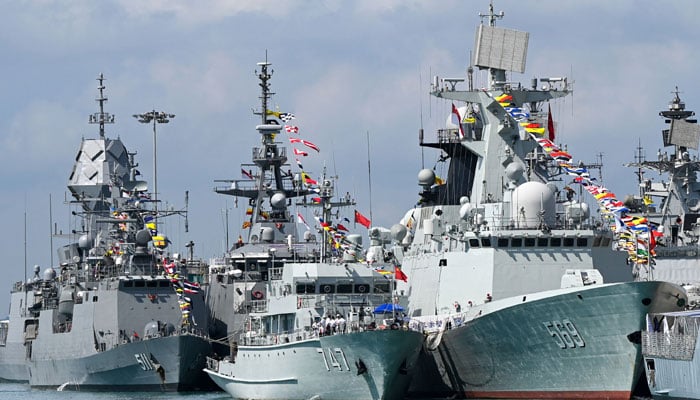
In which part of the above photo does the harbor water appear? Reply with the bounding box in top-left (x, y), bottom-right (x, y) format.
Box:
top-left (0, 383), bottom-right (230, 400)
top-left (0, 382), bottom-right (656, 400)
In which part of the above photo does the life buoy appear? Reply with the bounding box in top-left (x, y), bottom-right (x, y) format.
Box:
top-left (252, 290), bottom-right (264, 300)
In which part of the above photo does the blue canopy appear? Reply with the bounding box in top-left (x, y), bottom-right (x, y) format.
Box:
top-left (373, 303), bottom-right (404, 314)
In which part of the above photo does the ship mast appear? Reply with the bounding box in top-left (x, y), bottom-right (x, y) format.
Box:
top-left (256, 61), bottom-right (274, 125)
top-left (214, 60), bottom-right (312, 245)
top-left (479, 1), bottom-right (504, 27)
top-left (88, 74), bottom-right (115, 139)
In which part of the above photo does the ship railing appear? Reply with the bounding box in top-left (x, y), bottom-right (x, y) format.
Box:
top-left (269, 267), bottom-right (283, 280)
top-left (248, 299), bottom-right (268, 313)
top-left (432, 128), bottom-right (484, 143)
top-left (294, 294), bottom-right (389, 309)
top-left (642, 331), bottom-right (697, 361)
top-left (317, 293), bottom-right (394, 307)
top-left (252, 145), bottom-right (287, 162)
top-left (655, 245), bottom-right (700, 258)
top-left (237, 318), bottom-right (425, 347)
top-left (215, 178), bottom-right (298, 194)
top-left (239, 328), bottom-right (317, 346)
top-left (205, 357), bottom-right (219, 372)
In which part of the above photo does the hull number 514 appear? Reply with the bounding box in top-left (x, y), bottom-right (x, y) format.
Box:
top-left (543, 319), bottom-right (585, 349)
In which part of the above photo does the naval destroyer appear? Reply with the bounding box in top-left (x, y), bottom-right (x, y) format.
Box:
top-left (621, 89), bottom-right (700, 301)
top-left (624, 92), bottom-right (700, 399)
top-left (202, 61), bottom-right (424, 400)
top-left (0, 75), bottom-right (214, 390)
top-left (382, 4), bottom-right (688, 399)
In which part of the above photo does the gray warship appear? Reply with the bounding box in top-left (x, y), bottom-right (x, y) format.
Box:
top-left (630, 93), bottom-right (700, 399)
top-left (622, 90), bottom-right (700, 295)
top-left (374, 4), bottom-right (688, 399)
top-left (0, 75), bottom-right (215, 390)
top-left (203, 61), bottom-right (424, 400)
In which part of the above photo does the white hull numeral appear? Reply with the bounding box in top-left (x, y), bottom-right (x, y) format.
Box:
top-left (543, 319), bottom-right (585, 349)
top-left (317, 347), bottom-right (350, 371)
top-left (135, 353), bottom-right (154, 370)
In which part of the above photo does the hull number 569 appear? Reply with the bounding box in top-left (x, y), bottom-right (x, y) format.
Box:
top-left (543, 319), bottom-right (585, 349)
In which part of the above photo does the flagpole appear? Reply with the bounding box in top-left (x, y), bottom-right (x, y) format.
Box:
top-left (366, 131), bottom-right (373, 225)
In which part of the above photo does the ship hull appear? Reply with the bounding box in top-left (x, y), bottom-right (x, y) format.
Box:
top-left (29, 334), bottom-right (213, 391)
top-left (643, 311), bottom-right (700, 400)
top-left (408, 281), bottom-right (685, 399)
top-left (645, 347), bottom-right (700, 399)
top-left (205, 329), bottom-right (424, 400)
top-left (0, 342), bottom-right (29, 382)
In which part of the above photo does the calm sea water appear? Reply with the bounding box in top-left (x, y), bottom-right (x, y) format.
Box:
top-left (0, 382), bottom-right (655, 400)
top-left (0, 383), bottom-right (231, 400)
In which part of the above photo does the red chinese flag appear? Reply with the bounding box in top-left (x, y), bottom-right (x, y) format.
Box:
top-left (354, 210), bottom-right (371, 228)
top-left (394, 266), bottom-right (408, 282)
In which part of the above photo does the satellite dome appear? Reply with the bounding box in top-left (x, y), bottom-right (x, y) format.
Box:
top-left (261, 227), bottom-right (274, 242)
top-left (565, 201), bottom-right (590, 223)
top-left (135, 230), bottom-right (152, 246)
top-left (505, 161), bottom-right (525, 183)
top-left (78, 234), bottom-right (93, 249)
top-left (390, 224), bottom-right (407, 242)
top-left (418, 169), bottom-right (436, 187)
top-left (43, 268), bottom-right (56, 281)
top-left (511, 181), bottom-right (556, 228)
top-left (459, 202), bottom-right (475, 220)
top-left (144, 320), bottom-right (159, 338)
top-left (303, 231), bottom-right (314, 242)
top-left (270, 192), bottom-right (286, 210)
top-left (459, 196), bottom-right (470, 205)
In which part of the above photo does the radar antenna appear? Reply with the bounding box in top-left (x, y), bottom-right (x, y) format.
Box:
top-left (88, 73), bottom-right (115, 138)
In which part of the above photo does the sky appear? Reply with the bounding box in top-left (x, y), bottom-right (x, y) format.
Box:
top-left (1, 0), bottom-right (699, 314)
